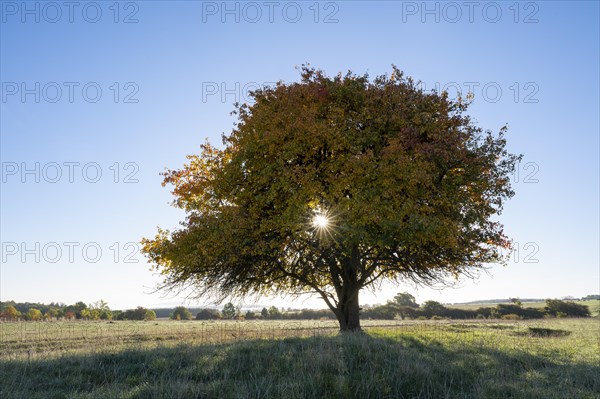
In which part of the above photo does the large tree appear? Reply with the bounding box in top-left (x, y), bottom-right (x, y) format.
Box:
top-left (142, 66), bottom-right (521, 332)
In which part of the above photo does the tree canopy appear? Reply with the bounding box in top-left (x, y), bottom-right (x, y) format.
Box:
top-left (221, 303), bottom-right (239, 319)
top-left (391, 292), bottom-right (419, 320)
top-left (393, 292), bottom-right (418, 308)
top-left (142, 66), bottom-right (521, 331)
top-left (170, 306), bottom-right (193, 320)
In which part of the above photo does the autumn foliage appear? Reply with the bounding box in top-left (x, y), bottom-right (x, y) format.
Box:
top-left (142, 66), bottom-right (521, 331)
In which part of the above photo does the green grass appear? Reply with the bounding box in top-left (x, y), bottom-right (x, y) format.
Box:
top-left (1, 318), bottom-right (598, 398)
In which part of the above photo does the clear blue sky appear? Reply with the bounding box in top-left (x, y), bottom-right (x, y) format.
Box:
top-left (1, 1), bottom-right (598, 310)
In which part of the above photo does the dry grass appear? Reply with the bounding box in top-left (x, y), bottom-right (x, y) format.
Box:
top-left (1, 318), bottom-right (598, 398)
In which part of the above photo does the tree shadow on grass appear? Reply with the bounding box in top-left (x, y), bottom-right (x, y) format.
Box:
top-left (0, 332), bottom-right (598, 399)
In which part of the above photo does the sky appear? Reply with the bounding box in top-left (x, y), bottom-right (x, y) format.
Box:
top-left (0, 1), bottom-right (598, 310)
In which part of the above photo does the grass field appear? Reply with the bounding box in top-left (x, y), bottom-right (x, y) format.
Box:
top-left (1, 318), bottom-right (598, 398)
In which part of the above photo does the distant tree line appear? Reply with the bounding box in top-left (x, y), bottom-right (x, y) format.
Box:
top-left (1, 294), bottom-right (595, 322)
top-left (181, 297), bottom-right (594, 321)
top-left (581, 294), bottom-right (600, 300)
top-left (0, 301), bottom-right (156, 321)
top-left (358, 294), bottom-right (592, 320)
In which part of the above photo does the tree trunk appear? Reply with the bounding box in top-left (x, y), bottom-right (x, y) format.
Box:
top-left (336, 289), bottom-right (362, 332)
top-left (332, 245), bottom-right (363, 332)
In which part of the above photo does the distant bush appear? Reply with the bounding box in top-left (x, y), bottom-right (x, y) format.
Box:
top-left (494, 304), bottom-right (544, 319)
top-left (421, 301), bottom-right (447, 318)
top-left (582, 294), bottom-right (600, 300)
top-left (475, 307), bottom-right (493, 318)
top-left (291, 309), bottom-right (334, 320)
top-left (144, 310), bottom-right (156, 321)
top-left (443, 308), bottom-right (478, 319)
top-left (411, 302), bottom-right (478, 320)
top-left (267, 306), bottom-right (282, 319)
top-left (195, 309), bottom-right (221, 320)
top-left (118, 307), bottom-right (156, 321)
top-left (545, 300), bottom-right (590, 318)
top-left (170, 306), bottom-right (193, 321)
top-left (259, 308), bottom-right (334, 320)
top-left (0, 305), bottom-right (21, 321)
top-left (362, 304), bottom-right (397, 320)
top-left (25, 308), bottom-right (43, 321)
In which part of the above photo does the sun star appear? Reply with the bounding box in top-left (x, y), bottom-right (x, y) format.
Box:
top-left (312, 214), bottom-right (329, 229)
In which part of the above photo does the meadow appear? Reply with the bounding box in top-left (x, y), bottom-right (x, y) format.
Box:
top-left (1, 318), bottom-right (598, 399)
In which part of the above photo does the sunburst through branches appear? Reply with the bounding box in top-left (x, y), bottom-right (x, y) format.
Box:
top-left (309, 207), bottom-right (338, 242)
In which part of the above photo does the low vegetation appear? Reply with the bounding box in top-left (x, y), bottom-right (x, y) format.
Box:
top-left (1, 296), bottom-right (597, 323)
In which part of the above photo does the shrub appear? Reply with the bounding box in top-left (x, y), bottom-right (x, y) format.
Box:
top-left (267, 306), bottom-right (282, 319)
top-left (501, 314), bottom-right (522, 320)
top-left (25, 308), bottom-right (43, 321)
top-left (195, 308), bottom-right (221, 320)
top-left (362, 304), bottom-right (397, 320)
top-left (421, 301), bottom-right (447, 318)
top-left (121, 307), bottom-right (155, 320)
top-left (170, 306), bottom-right (193, 321)
top-left (144, 310), bottom-right (157, 321)
top-left (545, 300), bottom-right (591, 318)
top-left (444, 308), bottom-right (478, 319)
top-left (494, 304), bottom-right (544, 319)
